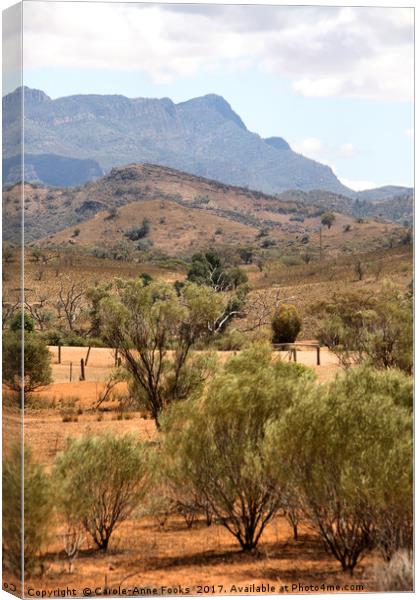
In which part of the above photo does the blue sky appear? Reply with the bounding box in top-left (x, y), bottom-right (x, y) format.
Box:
top-left (12, 2), bottom-right (415, 190)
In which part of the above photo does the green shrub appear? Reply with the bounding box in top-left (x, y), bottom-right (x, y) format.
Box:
top-left (10, 312), bottom-right (35, 332)
top-left (54, 433), bottom-right (151, 550)
top-left (271, 304), bottom-right (302, 344)
top-left (124, 218), bottom-right (150, 241)
top-left (161, 343), bottom-right (315, 551)
top-left (3, 445), bottom-right (53, 575)
top-left (329, 365), bottom-right (413, 411)
top-left (211, 329), bottom-right (247, 351)
top-left (105, 206), bottom-right (118, 220)
top-left (260, 238), bottom-right (276, 248)
top-left (3, 331), bottom-right (52, 396)
top-left (316, 282), bottom-right (413, 373)
top-left (321, 212), bottom-right (336, 229)
top-left (266, 367), bottom-right (412, 574)
top-left (41, 330), bottom-right (105, 348)
top-left (282, 255), bottom-right (303, 267)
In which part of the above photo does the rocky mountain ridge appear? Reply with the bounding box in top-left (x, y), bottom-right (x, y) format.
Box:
top-left (3, 87), bottom-right (351, 195)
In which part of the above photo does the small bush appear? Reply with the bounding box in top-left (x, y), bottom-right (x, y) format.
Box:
top-left (54, 433), bottom-right (151, 550)
top-left (124, 218), bottom-right (150, 241)
top-left (283, 255), bottom-right (303, 267)
top-left (211, 329), bottom-right (247, 351)
top-left (3, 330), bottom-right (52, 396)
top-left (3, 445), bottom-right (53, 576)
top-left (290, 215), bottom-right (305, 222)
top-left (271, 305), bottom-right (302, 344)
top-left (261, 238), bottom-right (276, 248)
top-left (105, 206), bottom-right (118, 220)
top-left (321, 212), bottom-right (336, 229)
top-left (316, 282), bottom-right (413, 373)
top-left (60, 398), bottom-right (80, 422)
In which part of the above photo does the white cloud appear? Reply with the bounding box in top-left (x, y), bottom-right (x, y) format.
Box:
top-left (292, 138), bottom-right (357, 163)
top-left (22, 3), bottom-right (414, 101)
top-left (338, 177), bottom-right (378, 191)
top-left (338, 143), bottom-right (356, 158)
top-left (293, 137), bottom-right (324, 158)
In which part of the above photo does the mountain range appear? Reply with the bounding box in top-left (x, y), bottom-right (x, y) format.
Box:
top-left (3, 86), bottom-right (352, 195)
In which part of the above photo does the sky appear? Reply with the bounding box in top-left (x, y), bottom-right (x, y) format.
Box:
top-left (4, 1), bottom-right (415, 190)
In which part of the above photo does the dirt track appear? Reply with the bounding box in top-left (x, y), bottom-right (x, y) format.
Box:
top-left (47, 345), bottom-right (341, 384)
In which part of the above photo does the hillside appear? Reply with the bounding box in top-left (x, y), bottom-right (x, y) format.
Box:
top-left (3, 87), bottom-right (351, 195)
top-left (356, 185), bottom-right (413, 202)
top-left (41, 198), bottom-right (260, 255)
top-left (2, 163), bottom-right (403, 257)
top-left (3, 163), bottom-right (303, 243)
top-left (279, 188), bottom-right (413, 225)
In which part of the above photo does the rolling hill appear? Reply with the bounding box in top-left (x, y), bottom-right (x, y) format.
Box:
top-left (3, 162), bottom-right (402, 256)
top-left (278, 188), bottom-right (413, 225)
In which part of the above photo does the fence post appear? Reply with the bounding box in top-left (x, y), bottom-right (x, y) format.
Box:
top-left (316, 346), bottom-right (321, 366)
top-left (85, 346), bottom-right (91, 366)
top-left (58, 344), bottom-right (61, 364)
top-left (80, 358), bottom-right (85, 381)
top-left (69, 362), bottom-right (73, 382)
top-left (114, 349), bottom-right (118, 367)
top-left (293, 348), bottom-right (297, 362)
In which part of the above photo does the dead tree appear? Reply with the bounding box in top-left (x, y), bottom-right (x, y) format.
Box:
top-left (57, 282), bottom-right (84, 332)
top-left (2, 300), bottom-right (19, 330)
top-left (24, 294), bottom-right (53, 331)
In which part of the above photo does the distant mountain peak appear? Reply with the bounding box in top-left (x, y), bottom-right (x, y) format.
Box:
top-left (264, 136), bottom-right (291, 151)
top-left (178, 93), bottom-right (247, 130)
top-left (3, 87), bottom-right (353, 195)
top-left (7, 86), bottom-right (52, 104)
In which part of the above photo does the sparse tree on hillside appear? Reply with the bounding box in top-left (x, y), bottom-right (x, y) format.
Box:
top-left (110, 239), bottom-right (134, 262)
top-left (239, 247), bottom-right (254, 265)
top-left (354, 259), bottom-right (365, 281)
top-left (30, 246), bottom-right (43, 263)
top-left (187, 250), bottom-right (248, 291)
top-left (105, 206), bottom-right (118, 220)
top-left (321, 212), bottom-right (336, 229)
top-left (124, 218), bottom-right (150, 241)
